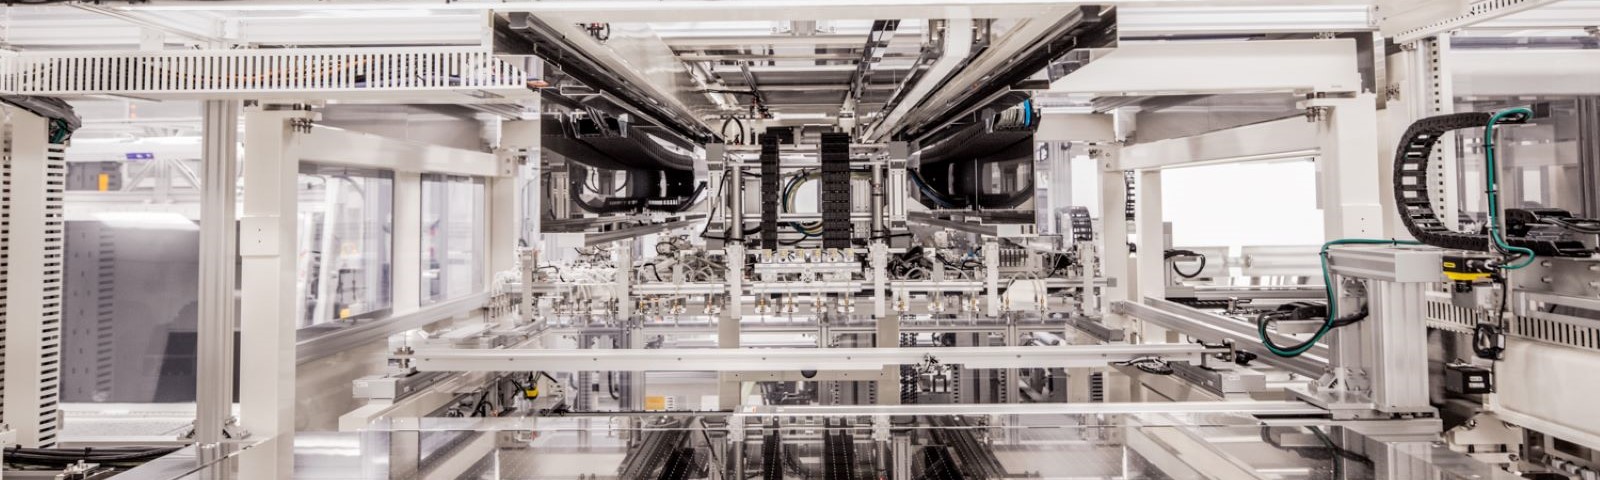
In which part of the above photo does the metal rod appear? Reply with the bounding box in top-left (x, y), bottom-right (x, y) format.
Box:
top-left (196, 99), bottom-right (238, 444)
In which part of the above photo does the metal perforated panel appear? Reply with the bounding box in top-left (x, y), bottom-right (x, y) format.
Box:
top-left (0, 134), bottom-right (9, 425)
top-left (0, 48), bottom-right (533, 101)
top-left (0, 114), bottom-right (67, 447)
top-left (37, 144), bottom-right (64, 446)
top-left (1426, 297), bottom-right (1600, 352)
top-left (1390, 0), bottom-right (1563, 42)
top-left (1423, 296), bottom-right (1480, 334)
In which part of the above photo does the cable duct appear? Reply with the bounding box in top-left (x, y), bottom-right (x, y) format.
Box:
top-left (910, 96), bottom-right (1038, 209)
top-left (544, 112), bottom-right (703, 214)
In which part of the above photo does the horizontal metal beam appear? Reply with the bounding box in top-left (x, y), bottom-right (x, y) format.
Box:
top-left (298, 293), bottom-right (487, 365)
top-left (734, 400), bottom-right (1327, 417)
top-left (583, 218), bottom-right (704, 246)
top-left (1051, 39), bottom-right (1363, 96)
top-left (1118, 117), bottom-right (1318, 170)
top-left (407, 343), bottom-right (1216, 372)
top-left (1452, 49), bottom-right (1600, 96)
top-left (907, 211), bottom-right (1039, 237)
top-left (664, 34), bottom-right (868, 48)
top-left (299, 125), bottom-right (501, 177)
top-left (1111, 298), bottom-right (1327, 378)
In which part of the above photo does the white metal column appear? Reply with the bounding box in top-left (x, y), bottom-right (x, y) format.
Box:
top-left (1096, 147), bottom-right (1130, 326)
top-left (1312, 94), bottom-right (1387, 239)
top-left (239, 107), bottom-right (315, 477)
top-left (2, 108), bottom-right (65, 448)
top-left (1134, 169), bottom-right (1167, 342)
top-left (196, 99), bottom-right (239, 445)
top-left (394, 172), bottom-right (422, 315)
top-left (488, 156), bottom-right (521, 299)
top-left (502, 118), bottom-right (540, 254)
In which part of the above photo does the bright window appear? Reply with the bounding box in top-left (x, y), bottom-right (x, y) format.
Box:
top-left (422, 174), bottom-right (486, 304)
top-left (296, 165), bottom-right (394, 328)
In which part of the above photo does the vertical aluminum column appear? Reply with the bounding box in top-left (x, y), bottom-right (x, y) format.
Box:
top-left (196, 100), bottom-right (239, 445)
top-left (1578, 97), bottom-right (1600, 217)
top-left (2, 108), bottom-right (65, 447)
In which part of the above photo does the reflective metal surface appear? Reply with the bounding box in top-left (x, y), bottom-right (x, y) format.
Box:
top-left (114, 410), bottom-right (1517, 480)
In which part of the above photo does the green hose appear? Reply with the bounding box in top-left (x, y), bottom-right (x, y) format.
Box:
top-left (1484, 107), bottom-right (1537, 270)
top-left (1258, 238), bottom-right (1422, 357)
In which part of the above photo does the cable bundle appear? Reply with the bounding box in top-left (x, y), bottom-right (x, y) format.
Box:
top-left (4, 446), bottom-right (181, 468)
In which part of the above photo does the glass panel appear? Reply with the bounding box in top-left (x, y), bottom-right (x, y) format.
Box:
top-left (1451, 97), bottom-right (1586, 222)
top-left (296, 165), bottom-right (394, 329)
top-left (422, 174), bottom-right (486, 305)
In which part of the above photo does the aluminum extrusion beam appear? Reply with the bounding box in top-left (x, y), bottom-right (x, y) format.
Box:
top-left (1051, 39), bottom-right (1363, 95)
top-left (407, 344), bottom-right (1215, 373)
top-left (734, 400), bottom-right (1326, 417)
top-left (582, 218), bottom-right (704, 246)
top-left (1111, 298), bottom-right (1328, 379)
top-left (297, 293), bottom-right (488, 364)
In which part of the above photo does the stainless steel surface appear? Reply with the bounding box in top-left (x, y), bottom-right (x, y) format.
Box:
top-left (296, 293), bottom-right (488, 365)
top-left (1113, 298), bottom-right (1329, 379)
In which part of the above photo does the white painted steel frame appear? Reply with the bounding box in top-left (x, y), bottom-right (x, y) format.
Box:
top-left (1050, 39), bottom-right (1364, 96)
top-left (1117, 117), bottom-right (1319, 171)
top-left (1451, 49), bottom-right (1600, 97)
top-left (239, 108), bottom-right (311, 478)
top-left (297, 125), bottom-right (501, 177)
top-left (406, 343), bottom-right (1214, 372)
top-left (0, 108), bottom-right (66, 448)
top-left (118, 0), bottom-right (1380, 21)
top-left (1382, 0), bottom-right (1566, 43)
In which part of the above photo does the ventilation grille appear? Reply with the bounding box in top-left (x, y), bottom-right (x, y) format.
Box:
top-left (1426, 298), bottom-right (1600, 352)
top-left (1424, 297), bottom-right (1481, 334)
top-left (0, 134), bottom-right (9, 419)
top-left (35, 144), bottom-right (66, 446)
top-left (0, 48), bottom-right (533, 99)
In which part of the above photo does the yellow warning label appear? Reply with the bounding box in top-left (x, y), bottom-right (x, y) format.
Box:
top-left (644, 395), bottom-right (667, 411)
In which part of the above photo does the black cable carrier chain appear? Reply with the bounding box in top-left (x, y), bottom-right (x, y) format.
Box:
top-left (1393, 112), bottom-right (1591, 257)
